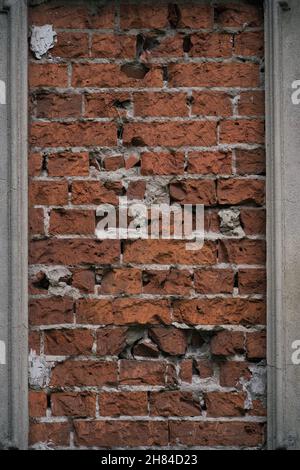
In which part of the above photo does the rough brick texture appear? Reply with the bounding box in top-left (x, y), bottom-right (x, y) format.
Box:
top-left (28, 0), bottom-right (266, 450)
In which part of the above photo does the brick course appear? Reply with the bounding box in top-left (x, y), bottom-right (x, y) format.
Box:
top-left (28, 0), bottom-right (266, 450)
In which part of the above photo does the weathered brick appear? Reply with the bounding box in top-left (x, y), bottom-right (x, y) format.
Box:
top-left (49, 209), bottom-right (95, 235)
top-left (240, 208), bottom-right (266, 235)
top-left (219, 361), bottom-right (251, 388)
top-left (44, 329), bottom-right (94, 356)
top-left (123, 121), bottom-right (217, 147)
top-left (29, 64), bottom-right (68, 88)
top-left (219, 240), bottom-right (266, 265)
top-left (47, 152), bottom-right (89, 177)
top-left (170, 179), bottom-right (217, 205)
top-left (134, 92), bottom-right (188, 117)
top-left (52, 392), bottom-right (96, 418)
top-left (142, 269), bottom-right (192, 295)
top-left (205, 392), bottom-right (246, 417)
top-left (246, 331), bottom-right (266, 360)
top-left (99, 392), bottom-right (148, 417)
top-left (29, 181), bottom-right (68, 206)
top-left (76, 298), bottom-right (171, 326)
top-left (29, 208), bottom-right (44, 236)
top-left (99, 268), bottom-right (142, 295)
top-left (72, 268), bottom-right (95, 294)
top-left (29, 391), bottom-right (47, 418)
top-left (194, 269), bottom-right (234, 294)
top-left (168, 63), bottom-right (260, 88)
top-left (234, 32), bottom-right (264, 57)
top-left (29, 298), bottom-right (74, 326)
top-left (30, 121), bottom-right (117, 148)
top-left (84, 92), bottom-right (131, 118)
top-left (217, 178), bottom-right (265, 205)
top-left (29, 422), bottom-right (70, 447)
top-left (92, 34), bottom-right (136, 59)
top-left (238, 269), bottom-right (266, 295)
top-left (190, 33), bottom-right (232, 57)
top-left (96, 327), bottom-right (128, 356)
top-left (29, 239), bottom-right (120, 265)
top-left (149, 327), bottom-right (188, 356)
top-left (141, 151), bottom-right (185, 176)
top-left (123, 240), bottom-right (217, 265)
top-left (173, 298), bottom-right (266, 326)
top-left (119, 360), bottom-right (167, 386)
top-left (120, 4), bottom-right (168, 29)
top-left (29, 152), bottom-right (43, 177)
top-left (36, 93), bottom-right (82, 119)
top-left (72, 180), bottom-right (122, 205)
top-left (53, 32), bottom-right (89, 58)
top-left (74, 420), bottom-right (168, 448)
top-left (50, 360), bottom-right (117, 387)
top-left (191, 92), bottom-right (232, 117)
top-left (211, 330), bottom-right (245, 356)
top-left (220, 120), bottom-right (265, 144)
top-left (150, 391), bottom-right (201, 417)
top-left (235, 148), bottom-right (266, 175)
top-left (238, 91), bottom-right (265, 117)
top-left (215, 3), bottom-right (263, 28)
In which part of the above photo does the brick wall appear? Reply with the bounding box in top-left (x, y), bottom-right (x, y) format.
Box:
top-left (28, 0), bottom-right (266, 449)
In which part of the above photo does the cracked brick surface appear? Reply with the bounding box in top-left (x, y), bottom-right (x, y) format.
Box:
top-left (28, 0), bottom-right (266, 450)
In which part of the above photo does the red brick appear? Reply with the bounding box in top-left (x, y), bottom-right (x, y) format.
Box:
top-left (134, 92), bottom-right (188, 117)
top-left (240, 208), bottom-right (266, 235)
top-left (72, 64), bottom-right (163, 88)
top-left (84, 92), bottom-right (131, 118)
top-left (234, 32), bottom-right (264, 57)
top-left (120, 4), bottom-right (168, 29)
top-left (72, 268), bottom-right (95, 294)
top-left (127, 180), bottom-right (146, 200)
top-left (99, 392), bottom-right (148, 417)
top-left (29, 152), bottom-right (43, 177)
top-left (191, 92), bottom-right (232, 117)
top-left (238, 269), bottom-right (266, 295)
top-left (74, 420), bottom-right (168, 448)
top-left (179, 359), bottom-right (193, 383)
top-left (215, 3), bottom-right (263, 28)
top-left (188, 151), bottom-right (232, 175)
top-left (30, 121), bottom-right (117, 148)
top-left (72, 180), bottom-right (122, 205)
top-left (219, 361), bottom-right (251, 387)
top-left (194, 269), bottom-right (234, 294)
top-left (29, 422), bottom-right (70, 447)
top-left (29, 208), bottom-right (44, 236)
top-left (173, 298), bottom-right (266, 326)
top-left (249, 400), bottom-right (267, 417)
top-left (92, 34), bottom-right (136, 59)
top-left (97, 327), bottom-right (128, 356)
top-left (29, 3), bottom-right (115, 29)
top-left (149, 327), bottom-right (188, 356)
top-left (76, 298), bottom-right (171, 326)
top-left (119, 360), bottom-right (167, 386)
top-left (29, 331), bottom-right (40, 353)
top-left (150, 391), bottom-right (200, 417)
top-left (29, 64), bottom-right (68, 88)
top-left (205, 392), bottom-right (246, 417)
top-left (246, 331), bottom-right (266, 360)
top-left (36, 93), bottom-right (82, 119)
top-left (53, 32), bottom-right (89, 58)
top-left (235, 148), bottom-right (266, 175)
top-left (211, 331), bottom-right (245, 356)
top-left (29, 391), bottom-right (47, 418)
top-left (217, 178), bottom-right (265, 205)
top-left (176, 4), bottom-right (213, 28)
top-left (49, 209), bottom-right (95, 235)
top-left (29, 180), bottom-right (68, 206)
top-left (104, 155), bottom-right (125, 171)
top-left (44, 329), bottom-right (94, 356)
top-left (48, 152), bottom-right (89, 177)
top-left (169, 421), bottom-right (265, 447)
top-left (149, 35), bottom-right (184, 59)
top-left (123, 240), bottom-right (217, 265)
top-left (238, 91), bottom-right (265, 117)
top-left (29, 239), bottom-right (120, 265)
top-left (219, 240), bottom-right (266, 265)
top-left (99, 268), bottom-right (142, 295)
top-left (29, 298), bottom-right (74, 326)
top-left (220, 120), bottom-right (265, 144)
top-left (190, 33), bottom-right (233, 57)
top-left (168, 63), bottom-right (260, 88)
top-left (142, 269), bottom-right (192, 295)
top-left (141, 151), bottom-right (185, 176)
top-left (123, 121), bottom-right (217, 147)
top-left (195, 359), bottom-right (214, 378)
top-left (51, 392), bottom-right (95, 418)
top-left (50, 360), bottom-right (117, 387)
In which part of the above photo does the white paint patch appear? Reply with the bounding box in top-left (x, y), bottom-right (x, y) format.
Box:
top-left (29, 350), bottom-right (51, 388)
top-left (0, 80), bottom-right (6, 105)
top-left (30, 25), bottom-right (57, 59)
top-left (0, 341), bottom-right (6, 365)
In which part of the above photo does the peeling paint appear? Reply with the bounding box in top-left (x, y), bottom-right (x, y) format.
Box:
top-left (218, 208), bottom-right (245, 237)
top-left (30, 25), bottom-right (57, 60)
top-left (29, 350), bottom-right (51, 388)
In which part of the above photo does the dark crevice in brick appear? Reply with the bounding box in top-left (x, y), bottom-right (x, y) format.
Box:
top-left (121, 62), bottom-right (150, 80)
top-left (234, 272), bottom-right (239, 289)
top-left (168, 3), bottom-right (181, 29)
top-left (163, 66), bottom-right (169, 82)
top-left (183, 35), bottom-right (193, 53)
